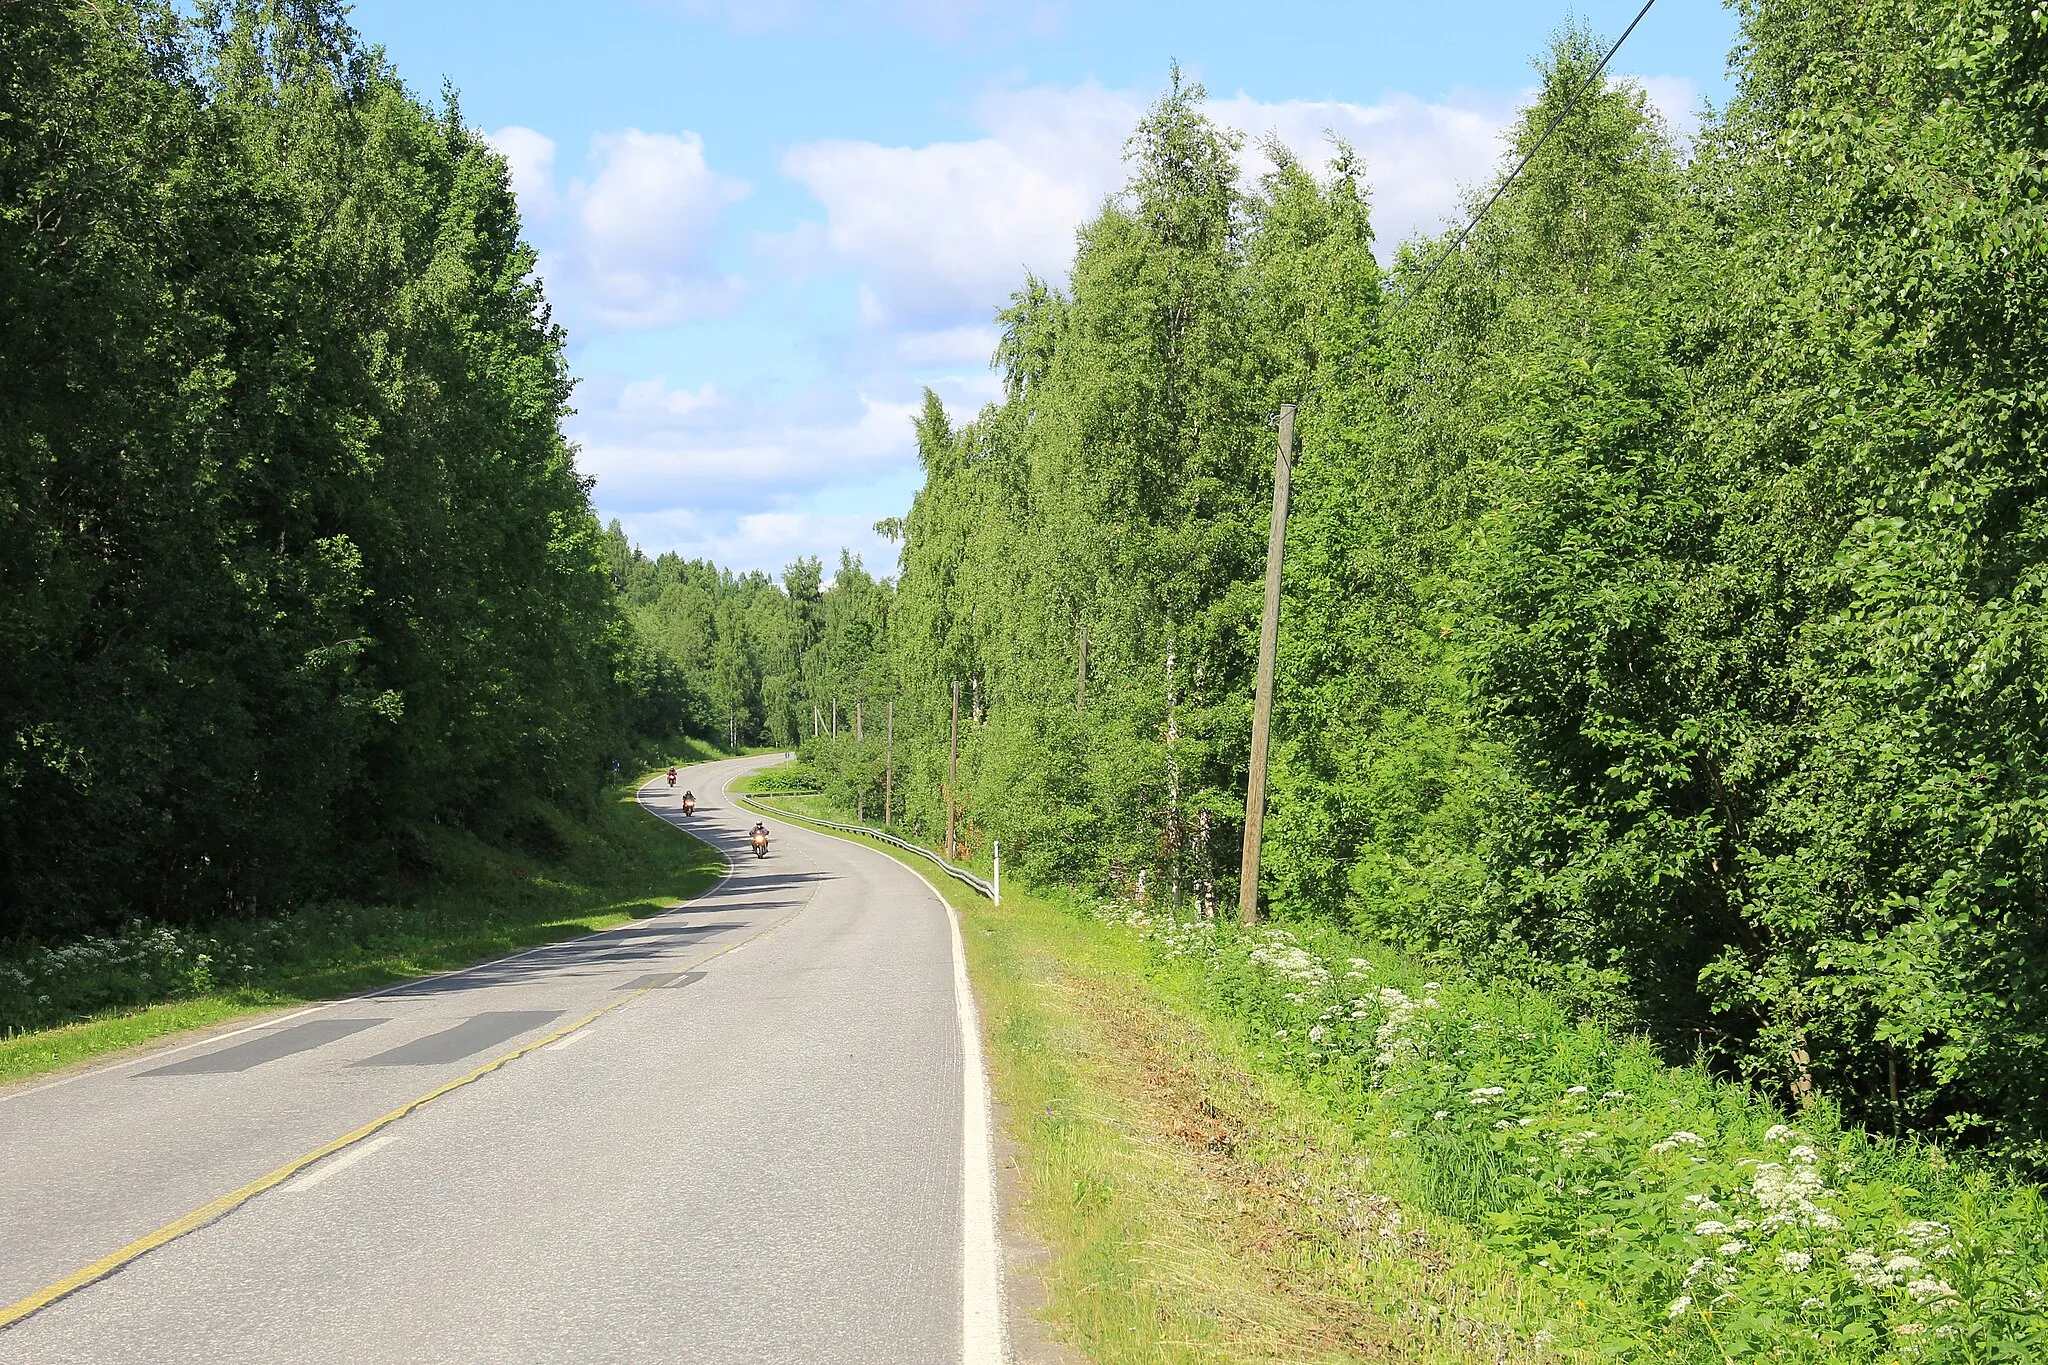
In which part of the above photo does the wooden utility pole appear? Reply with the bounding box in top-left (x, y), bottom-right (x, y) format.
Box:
top-left (885, 699), bottom-right (895, 827)
top-left (831, 699), bottom-right (838, 736)
top-left (855, 699), bottom-right (863, 743)
top-left (1238, 403), bottom-right (1295, 927)
top-left (946, 680), bottom-right (961, 861)
top-left (1076, 625), bottom-right (1088, 711)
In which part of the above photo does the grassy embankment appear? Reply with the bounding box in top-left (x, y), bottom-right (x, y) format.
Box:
top-left (746, 776), bottom-right (2048, 1364)
top-left (0, 742), bottom-right (731, 1087)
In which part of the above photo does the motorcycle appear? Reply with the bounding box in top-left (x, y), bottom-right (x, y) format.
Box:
top-left (681, 793), bottom-right (696, 816)
top-left (750, 829), bottom-right (769, 859)
top-left (666, 768), bottom-right (677, 788)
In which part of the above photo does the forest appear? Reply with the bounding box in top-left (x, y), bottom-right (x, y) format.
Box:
top-left (627, 0), bottom-right (2048, 1167)
top-left (6, 0), bottom-right (2046, 1168)
top-left (1, 2), bottom-right (640, 943)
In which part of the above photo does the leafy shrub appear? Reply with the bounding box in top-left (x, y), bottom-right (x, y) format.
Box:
top-left (1098, 902), bottom-right (2048, 1361)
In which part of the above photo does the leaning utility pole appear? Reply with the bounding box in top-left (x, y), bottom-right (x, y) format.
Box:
top-left (1238, 403), bottom-right (1295, 927)
top-left (946, 679), bottom-right (961, 861)
top-left (1076, 625), bottom-right (1088, 711)
top-left (885, 699), bottom-right (895, 827)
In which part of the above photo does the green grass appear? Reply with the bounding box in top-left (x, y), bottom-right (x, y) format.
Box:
top-left (0, 770), bottom-right (724, 1087)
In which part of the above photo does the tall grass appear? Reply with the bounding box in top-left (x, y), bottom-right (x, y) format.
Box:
top-left (1097, 903), bottom-right (2048, 1362)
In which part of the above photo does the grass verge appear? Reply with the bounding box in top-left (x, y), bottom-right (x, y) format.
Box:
top-left (0, 768), bottom-right (724, 1087)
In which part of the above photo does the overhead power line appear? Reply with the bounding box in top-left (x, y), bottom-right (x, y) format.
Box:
top-left (1408, 0), bottom-right (1658, 298)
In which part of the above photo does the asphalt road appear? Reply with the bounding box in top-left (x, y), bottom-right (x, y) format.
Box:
top-left (0, 755), bottom-right (1004, 1363)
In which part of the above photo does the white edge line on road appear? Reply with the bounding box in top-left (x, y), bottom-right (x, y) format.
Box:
top-left (279, 1132), bottom-right (400, 1193)
top-left (0, 759), bottom-right (755, 1108)
top-left (741, 786), bottom-right (1008, 1365)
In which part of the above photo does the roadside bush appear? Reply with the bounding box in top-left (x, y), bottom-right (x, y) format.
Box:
top-left (1097, 901), bottom-right (2048, 1361)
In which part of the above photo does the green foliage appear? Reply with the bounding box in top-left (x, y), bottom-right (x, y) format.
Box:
top-left (2, 1), bottom-right (631, 940)
top-left (1105, 902), bottom-right (2048, 1362)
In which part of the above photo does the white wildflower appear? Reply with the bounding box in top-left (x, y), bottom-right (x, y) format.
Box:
top-left (1566, 1085), bottom-right (1589, 1095)
top-left (1666, 1296), bottom-right (1692, 1319)
top-left (1900, 1221), bottom-right (1952, 1249)
top-left (1308, 1025), bottom-right (1327, 1045)
top-left (1693, 1221), bottom-right (1733, 1237)
top-left (1719, 1241), bottom-right (1748, 1257)
top-left (1764, 1124), bottom-right (1801, 1143)
top-left (1906, 1277), bottom-right (1958, 1307)
top-left (1493, 1119), bottom-right (1514, 1131)
top-left (1845, 1248), bottom-right (1895, 1289)
top-left (1779, 1251), bottom-right (1812, 1273)
top-left (1650, 1131), bottom-right (1707, 1154)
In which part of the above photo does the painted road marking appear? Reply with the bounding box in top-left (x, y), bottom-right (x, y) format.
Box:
top-left (733, 784), bottom-right (1009, 1364)
top-left (139, 1019), bottom-right (388, 1077)
top-left (0, 995), bottom-right (648, 1331)
top-left (0, 776), bottom-right (805, 1336)
top-left (352, 1011), bottom-right (561, 1068)
top-left (279, 1134), bottom-right (400, 1193)
top-left (0, 922), bottom-right (783, 1337)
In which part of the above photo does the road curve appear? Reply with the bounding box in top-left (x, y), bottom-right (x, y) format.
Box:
top-left (0, 754), bottom-right (1004, 1363)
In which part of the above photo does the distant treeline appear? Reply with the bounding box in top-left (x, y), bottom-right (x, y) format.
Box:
top-left (1, 2), bottom-right (638, 941)
top-left (638, 3), bottom-right (2048, 1165)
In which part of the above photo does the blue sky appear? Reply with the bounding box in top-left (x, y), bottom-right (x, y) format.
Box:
top-left (344, 0), bottom-right (1744, 580)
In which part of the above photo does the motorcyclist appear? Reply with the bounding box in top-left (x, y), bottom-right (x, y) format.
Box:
top-left (749, 821), bottom-right (769, 854)
top-left (666, 767), bottom-right (678, 787)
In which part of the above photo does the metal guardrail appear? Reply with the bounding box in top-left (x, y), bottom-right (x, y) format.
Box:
top-left (739, 795), bottom-right (998, 903)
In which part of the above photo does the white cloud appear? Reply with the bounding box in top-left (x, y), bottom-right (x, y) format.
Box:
top-left (773, 80), bottom-right (1530, 338)
top-left (555, 130), bottom-right (752, 328)
top-left (778, 84), bottom-right (1135, 328)
top-left (664, 0), bottom-right (1064, 43)
top-left (1213, 90), bottom-right (1516, 250)
top-left (572, 379), bottom-right (922, 512)
top-left (1627, 74), bottom-right (1706, 141)
top-left (894, 325), bottom-right (1001, 367)
top-left (613, 507), bottom-right (898, 580)
top-left (495, 129), bottom-right (751, 331)
top-left (485, 125), bottom-right (559, 221)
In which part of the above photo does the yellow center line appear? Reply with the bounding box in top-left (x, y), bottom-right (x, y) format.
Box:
top-left (0, 867), bottom-right (810, 1334)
